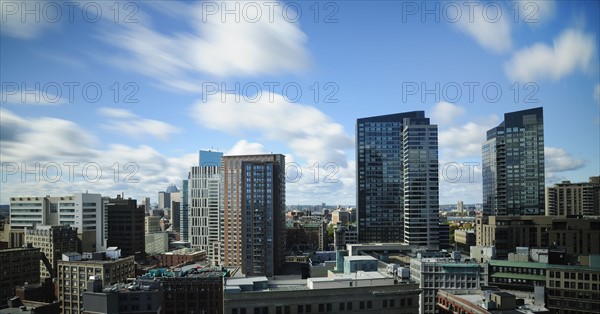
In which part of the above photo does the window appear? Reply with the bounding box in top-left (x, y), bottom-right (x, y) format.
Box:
top-left (318, 304), bottom-right (324, 312)
top-left (359, 301), bottom-right (365, 310)
top-left (297, 305), bottom-right (303, 313)
top-left (306, 305), bottom-right (311, 313)
top-left (367, 301), bottom-right (372, 309)
top-left (339, 303), bottom-right (345, 311)
top-left (326, 304), bottom-right (331, 311)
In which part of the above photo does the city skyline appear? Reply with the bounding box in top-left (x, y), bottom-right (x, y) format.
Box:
top-left (2, 1), bottom-right (599, 206)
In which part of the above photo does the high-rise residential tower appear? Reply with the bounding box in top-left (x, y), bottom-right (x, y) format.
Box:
top-left (189, 150), bottom-right (223, 266)
top-left (356, 112), bottom-right (439, 246)
top-left (222, 154), bottom-right (286, 276)
top-left (482, 107), bottom-right (545, 216)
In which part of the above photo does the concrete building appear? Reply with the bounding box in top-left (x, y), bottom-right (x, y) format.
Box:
top-left (482, 107), bottom-right (545, 216)
top-left (457, 200), bottom-right (464, 212)
top-left (476, 215), bottom-right (600, 259)
top-left (144, 233), bottom-right (169, 255)
top-left (357, 112), bottom-right (439, 246)
top-left (439, 222), bottom-right (450, 250)
top-left (545, 176), bottom-right (600, 217)
top-left (82, 277), bottom-right (163, 314)
top-left (9, 193), bottom-right (104, 252)
top-left (333, 223), bottom-right (358, 251)
top-left (410, 252), bottom-right (489, 314)
top-left (470, 246), bottom-right (496, 263)
top-left (331, 209), bottom-right (350, 225)
top-left (0, 247), bottom-right (40, 306)
top-left (106, 196), bottom-right (145, 259)
top-left (25, 224), bottom-right (79, 279)
top-left (144, 216), bottom-right (161, 235)
top-left (57, 252), bottom-right (135, 314)
top-left (224, 271), bottom-right (421, 314)
top-left (222, 154), bottom-right (286, 277)
top-left (189, 150), bottom-right (223, 267)
top-left (455, 229), bottom-right (476, 253)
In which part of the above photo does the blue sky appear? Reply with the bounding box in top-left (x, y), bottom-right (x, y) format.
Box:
top-left (1, 0), bottom-right (599, 206)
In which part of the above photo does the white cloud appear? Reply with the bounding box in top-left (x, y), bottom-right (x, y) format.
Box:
top-left (431, 102), bottom-right (465, 125)
top-left (545, 146), bottom-right (585, 173)
top-left (438, 115), bottom-right (500, 160)
top-left (98, 107), bottom-right (180, 140)
top-left (226, 140), bottom-right (268, 155)
top-left (594, 83), bottom-right (600, 104)
top-left (103, 1), bottom-right (310, 91)
top-left (0, 0), bottom-right (54, 39)
top-left (191, 92), bottom-right (354, 167)
top-left (505, 28), bottom-right (596, 82)
top-left (0, 109), bottom-right (197, 205)
top-left (454, 1), bottom-right (512, 53)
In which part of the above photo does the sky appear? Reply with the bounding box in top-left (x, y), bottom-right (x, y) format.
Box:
top-left (1, 0), bottom-right (599, 206)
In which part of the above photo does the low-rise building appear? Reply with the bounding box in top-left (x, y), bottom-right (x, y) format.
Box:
top-left (455, 229), bottom-right (476, 253)
top-left (57, 252), bottom-right (135, 314)
top-left (0, 247), bottom-right (40, 306)
top-left (25, 225), bottom-right (79, 279)
top-left (411, 252), bottom-right (488, 314)
top-left (224, 272), bottom-right (421, 314)
top-left (437, 288), bottom-right (549, 314)
top-left (157, 248), bottom-right (206, 267)
top-left (82, 277), bottom-right (163, 314)
top-left (145, 233), bottom-right (169, 255)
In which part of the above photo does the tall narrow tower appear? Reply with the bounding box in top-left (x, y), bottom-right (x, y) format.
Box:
top-left (482, 107), bottom-right (544, 216)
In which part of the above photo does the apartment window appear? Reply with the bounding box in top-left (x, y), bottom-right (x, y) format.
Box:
top-left (318, 304), bottom-right (324, 312)
top-left (297, 305), bottom-right (303, 313)
top-left (347, 302), bottom-right (352, 310)
top-left (339, 303), bottom-right (345, 311)
top-left (306, 305), bottom-right (311, 313)
top-left (367, 301), bottom-right (372, 309)
top-left (359, 301), bottom-right (365, 310)
top-left (326, 304), bottom-right (331, 312)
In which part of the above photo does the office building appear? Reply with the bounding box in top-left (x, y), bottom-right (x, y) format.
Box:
top-left (545, 176), bottom-right (600, 217)
top-left (437, 288), bottom-right (549, 314)
top-left (25, 224), bottom-right (78, 279)
top-left (0, 247), bottom-right (40, 306)
top-left (144, 216), bottom-right (161, 235)
top-left (222, 154), bottom-right (286, 276)
top-left (455, 229), bottom-right (476, 253)
top-left (482, 107), bottom-right (545, 216)
top-left (189, 150), bottom-right (223, 266)
top-left (157, 248), bottom-right (206, 267)
top-left (9, 193), bottom-right (103, 252)
top-left (181, 180), bottom-right (190, 242)
top-left (57, 252), bottom-right (135, 314)
top-left (106, 196), bottom-right (145, 259)
top-left (157, 192), bottom-right (166, 210)
top-left (145, 233), bottom-right (169, 255)
top-left (410, 252), bottom-right (488, 314)
top-left (457, 200), bottom-right (464, 212)
top-left (333, 223), bottom-right (358, 251)
top-left (356, 111), bottom-right (439, 246)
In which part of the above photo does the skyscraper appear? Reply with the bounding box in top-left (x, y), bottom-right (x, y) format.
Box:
top-left (482, 107), bottom-right (545, 216)
top-left (189, 150), bottom-right (223, 266)
top-left (356, 111), bottom-right (439, 246)
top-left (181, 179), bottom-right (189, 242)
top-left (222, 154), bottom-right (286, 276)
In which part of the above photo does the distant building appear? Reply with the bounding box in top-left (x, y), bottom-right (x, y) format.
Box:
top-left (457, 200), bottom-right (464, 212)
top-left (455, 229), bottom-right (476, 253)
top-left (106, 196), bottom-right (145, 259)
top-left (545, 176), bottom-right (600, 217)
top-left (357, 112), bottom-right (439, 246)
top-left (333, 223), bottom-right (358, 251)
top-left (482, 107), bottom-right (545, 216)
top-left (331, 209), bottom-right (350, 225)
top-left (437, 288), bottom-right (549, 313)
top-left (0, 247), bottom-right (40, 306)
top-left (57, 252), bottom-right (135, 314)
top-left (25, 224), bottom-right (79, 279)
top-left (145, 233), bottom-right (169, 255)
top-left (144, 216), bottom-right (161, 235)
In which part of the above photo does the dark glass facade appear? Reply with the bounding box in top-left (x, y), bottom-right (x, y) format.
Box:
top-left (482, 107), bottom-right (545, 216)
top-left (356, 112), bottom-right (439, 245)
